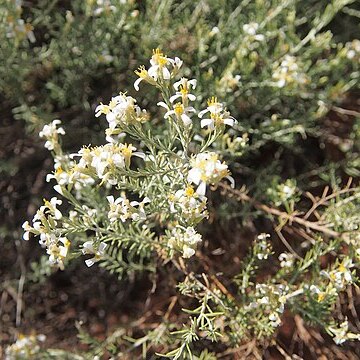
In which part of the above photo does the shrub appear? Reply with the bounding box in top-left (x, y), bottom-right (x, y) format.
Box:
top-left (2, 0), bottom-right (360, 358)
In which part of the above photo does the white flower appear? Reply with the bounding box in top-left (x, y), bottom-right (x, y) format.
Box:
top-left (182, 245), bottom-right (196, 258)
top-left (278, 253), bottom-right (294, 268)
top-left (158, 101), bottom-right (196, 127)
top-left (22, 221), bottom-right (32, 241)
top-left (82, 241), bottom-right (107, 267)
top-left (198, 96), bottom-right (223, 118)
top-left (39, 120), bottom-right (65, 151)
top-left (187, 152), bottom-right (234, 195)
top-left (134, 50), bottom-right (182, 90)
top-left (320, 258), bottom-right (354, 289)
top-left (167, 226), bottom-right (202, 258)
top-left (46, 166), bottom-right (71, 186)
top-left (134, 66), bottom-right (157, 91)
top-left (148, 48), bottom-right (174, 80)
top-left (170, 78), bottom-right (197, 104)
top-left (209, 26), bottom-right (220, 36)
top-left (39, 120), bottom-right (65, 138)
top-left (272, 55), bottom-right (308, 88)
top-left (198, 97), bottom-right (237, 130)
top-left (183, 227), bottom-right (202, 246)
top-left (107, 194), bottom-right (150, 223)
top-left (107, 195), bottom-right (127, 222)
top-left (46, 237), bottom-right (70, 270)
top-left (200, 112), bottom-right (237, 130)
top-left (327, 319), bottom-right (360, 345)
top-left (91, 145), bottom-right (124, 180)
top-left (174, 57), bottom-right (183, 69)
top-left (269, 312), bottom-right (281, 328)
top-left (95, 93), bottom-right (146, 128)
top-left (40, 197), bottom-right (63, 220)
top-left (309, 285), bottom-right (329, 303)
top-left (119, 143), bottom-right (145, 167)
top-left (93, 0), bottom-right (116, 16)
top-left (168, 185), bottom-right (208, 223)
top-left (243, 22), bottom-right (265, 41)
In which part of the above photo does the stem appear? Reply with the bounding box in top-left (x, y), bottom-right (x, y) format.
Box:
top-left (218, 183), bottom-right (341, 238)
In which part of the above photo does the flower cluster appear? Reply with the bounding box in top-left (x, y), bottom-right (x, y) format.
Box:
top-left (67, 143), bottom-right (144, 187)
top-left (82, 241), bottom-right (107, 267)
top-left (22, 197), bottom-right (70, 270)
top-left (198, 96), bottom-right (237, 130)
top-left (320, 257), bottom-right (354, 290)
top-left (107, 194), bottom-right (150, 223)
top-left (327, 319), bottom-right (360, 345)
top-left (168, 185), bottom-right (208, 224)
top-left (39, 119), bottom-right (65, 152)
top-left (243, 22), bottom-right (265, 42)
top-left (5, 3), bottom-right (35, 45)
top-left (267, 178), bottom-right (298, 207)
top-left (308, 257), bottom-right (354, 305)
top-left (5, 333), bottom-right (46, 359)
top-left (272, 55), bottom-right (308, 88)
top-left (187, 152), bottom-right (234, 195)
top-left (24, 51), bottom-right (238, 268)
top-left (255, 233), bottom-right (272, 260)
top-left (134, 48), bottom-right (182, 90)
top-left (167, 226), bottom-right (203, 258)
top-left (95, 93), bottom-right (148, 133)
top-left (278, 252), bottom-right (295, 268)
top-left (247, 283), bottom-right (290, 328)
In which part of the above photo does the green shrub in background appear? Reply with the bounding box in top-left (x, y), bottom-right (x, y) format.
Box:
top-left (2, 0), bottom-right (360, 358)
top-left (1, 0), bottom-right (359, 184)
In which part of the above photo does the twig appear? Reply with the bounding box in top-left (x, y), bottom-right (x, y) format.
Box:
top-left (218, 183), bottom-right (341, 238)
top-left (331, 106), bottom-right (360, 117)
top-left (288, 226), bottom-right (316, 245)
top-left (346, 287), bottom-right (360, 330)
top-left (164, 296), bottom-right (178, 320)
top-left (15, 239), bottom-right (26, 328)
top-left (303, 181), bottom-right (354, 220)
top-left (275, 228), bottom-right (302, 259)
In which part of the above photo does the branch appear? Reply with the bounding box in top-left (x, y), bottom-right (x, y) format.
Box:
top-left (218, 183), bottom-right (341, 238)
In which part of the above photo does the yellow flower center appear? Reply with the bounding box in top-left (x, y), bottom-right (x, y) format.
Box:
top-left (25, 23), bottom-right (34, 33)
top-left (185, 186), bottom-right (195, 197)
top-left (197, 159), bottom-right (207, 170)
top-left (121, 144), bottom-right (133, 159)
top-left (135, 65), bottom-right (148, 78)
top-left (180, 85), bottom-right (188, 95)
top-left (63, 239), bottom-right (71, 248)
top-left (211, 112), bottom-right (223, 125)
top-left (152, 48), bottom-right (168, 67)
top-left (317, 292), bottom-right (325, 302)
top-left (174, 103), bottom-right (184, 116)
top-left (207, 96), bottom-right (218, 107)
